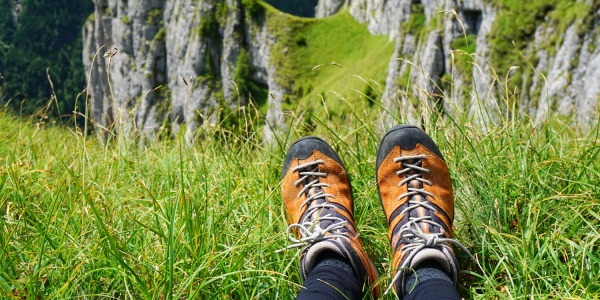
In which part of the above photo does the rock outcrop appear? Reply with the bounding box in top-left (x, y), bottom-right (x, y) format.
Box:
top-left (529, 5), bottom-right (600, 126)
top-left (83, 0), bottom-right (288, 142)
top-left (326, 0), bottom-right (599, 127)
top-left (315, 0), bottom-right (348, 18)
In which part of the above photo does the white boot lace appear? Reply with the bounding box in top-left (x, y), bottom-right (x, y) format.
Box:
top-left (278, 160), bottom-right (351, 253)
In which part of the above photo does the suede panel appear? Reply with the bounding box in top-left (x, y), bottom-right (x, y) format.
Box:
top-left (282, 157), bottom-right (306, 225)
top-left (314, 151), bottom-right (354, 217)
top-left (418, 143), bottom-right (454, 235)
top-left (376, 146), bottom-right (407, 222)
top-left (282, 150), bottom-right (355, 227)
top-left (377, 144), bottom-right (454, 235)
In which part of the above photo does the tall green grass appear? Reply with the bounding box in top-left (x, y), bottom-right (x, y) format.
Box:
top-left (0, 93), bottom-right (598, 298)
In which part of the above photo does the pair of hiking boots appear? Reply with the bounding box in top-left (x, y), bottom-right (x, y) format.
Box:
top-left (281, 125), bottom-right (461, 298)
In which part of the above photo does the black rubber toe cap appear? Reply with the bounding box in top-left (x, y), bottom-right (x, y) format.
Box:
top-left (282, 136), bottom-right (345, 179)
top-left (376, 125), bottom-right (445, 170)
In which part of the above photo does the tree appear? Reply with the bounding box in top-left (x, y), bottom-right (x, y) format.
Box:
top-left (0, 0), bottom-right (93, 119)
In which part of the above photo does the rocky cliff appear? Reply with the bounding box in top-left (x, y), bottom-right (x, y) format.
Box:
top-left (83, 0), bottom-right (288, 142)
top-left (83, 0), bottom-right (599, 142)
top-left (338, 0), bottom-right (599, 127)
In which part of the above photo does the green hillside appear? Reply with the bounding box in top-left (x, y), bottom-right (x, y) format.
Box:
top-left (291, 11), bottom-right (394, 118)
top-left (252, 6), bottom-right (395, 121)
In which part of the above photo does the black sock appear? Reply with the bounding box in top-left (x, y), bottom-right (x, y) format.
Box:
top-left (404, 260), bottom-right (452, 290)
top-left (398, 260), bottom-right (460, 300)
top-left (296, 251), bottom-right (362, 300)
top-left (314, 251), bottom-right (357, 277)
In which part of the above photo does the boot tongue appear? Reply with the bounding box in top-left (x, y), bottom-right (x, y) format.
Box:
top-left (305, 184), bottom-right (335, 230)
top-left (407, 159), bottom-right (430, 233)
top-left (301, 165), bottom-right (334, 229)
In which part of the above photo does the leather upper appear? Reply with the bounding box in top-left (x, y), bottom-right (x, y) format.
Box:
top-left (282, 150), bottom-right (355, 228)
top-left (377, 144), bottom-right (454, 239)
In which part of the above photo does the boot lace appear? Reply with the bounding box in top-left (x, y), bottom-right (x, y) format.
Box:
top-left (278, 160), bottom-right (351, 253)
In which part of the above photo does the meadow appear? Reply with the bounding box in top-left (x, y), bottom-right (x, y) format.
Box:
top-left (0, 83), bottom-right (598, 299)
top-left (1, 6), bottom-right (599, 296)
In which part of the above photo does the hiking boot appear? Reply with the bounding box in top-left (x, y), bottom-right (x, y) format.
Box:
top-left (376, 125), bottom-right (463, 295)
top-left (281, 136), bottom-right (380, 298)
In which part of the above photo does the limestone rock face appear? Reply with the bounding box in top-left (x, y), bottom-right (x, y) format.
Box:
top-left (315, 0), bottom-right (347, 18)
top-left (529, 7), bottom-right (600, 126)
top-left (349, 0), bottom-right (405, 36)
top-left (318, 0), bottom-right (599, 127)
top-left (370, 0), bottom-right (502, 127)
top-left (83, 0), bottom-right (166, 138)
top-left (83, 0), bottom-right (287, 142)
top-left (244, 10), bottom-right (289, 141)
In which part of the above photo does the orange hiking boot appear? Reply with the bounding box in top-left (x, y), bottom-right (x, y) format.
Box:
top-left (281, 137), bottom-right (380, 298)
top-left (376, 125), bottom-right (465, 295)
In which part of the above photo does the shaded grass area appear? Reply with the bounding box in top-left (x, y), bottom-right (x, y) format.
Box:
top-left (0, 105), bottom-right (598, 298)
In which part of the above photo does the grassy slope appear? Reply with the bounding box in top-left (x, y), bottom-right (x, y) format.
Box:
top-left (259, 0), bottom-right (597, 123)
top-left (0, 105), bottom-right (598, 298)
top-left (264, 8), bottom-right (395, 121)
top-left (291, 11), bottom-right (395, 117)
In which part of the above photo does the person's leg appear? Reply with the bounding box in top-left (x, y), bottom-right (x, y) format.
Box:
top-left (281, 137), bottom-right (379, 300)
top-left (376, 125), bottom-right (465, 299)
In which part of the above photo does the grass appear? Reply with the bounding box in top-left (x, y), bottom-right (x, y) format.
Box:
top-left (450, 33), bottom-right (477, 79)
top-left (262, 7), bottom-right (395, 120)
top-left (0, 89), bottom-right (598, 298)
top-left (291, 11), bottom-right (395, 118)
